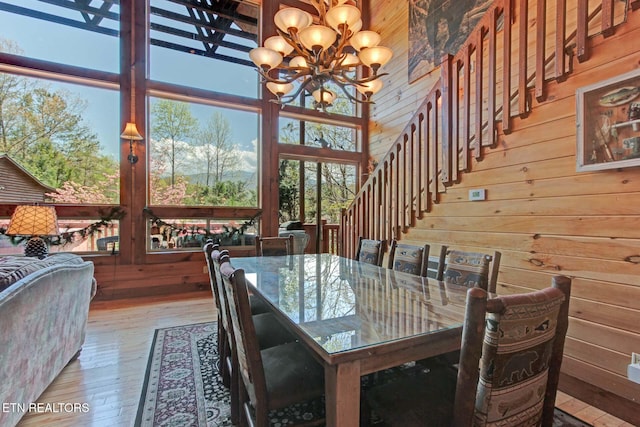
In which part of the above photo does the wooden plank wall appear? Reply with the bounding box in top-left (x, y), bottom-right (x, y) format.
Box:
top-left (369, 0), bottom-right (640, 422)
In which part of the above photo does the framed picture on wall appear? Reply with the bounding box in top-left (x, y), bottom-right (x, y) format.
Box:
top-left (576, 68), bottom-right (640, 172)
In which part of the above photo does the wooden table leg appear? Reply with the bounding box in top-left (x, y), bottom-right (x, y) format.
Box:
top-left (325, 361), bottom-right (361, 426)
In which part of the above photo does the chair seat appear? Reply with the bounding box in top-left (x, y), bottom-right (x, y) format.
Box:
top-left (262, 341), bottom-right (325, 410)
top-left (365, 367), bottom-right (457, 427)
top-left (250, 294), bottom-right (271, 314)
top-left (254, 313), bottom-right (296, 349)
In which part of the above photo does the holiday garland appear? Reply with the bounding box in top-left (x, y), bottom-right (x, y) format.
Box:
top-left (0, 206), bottom-right (126, 247)
top-left (143, 208), bottom-right (261, 244)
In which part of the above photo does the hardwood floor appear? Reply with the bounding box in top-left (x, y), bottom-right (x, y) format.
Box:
top-left (16, 293), bottom-right (633, 427)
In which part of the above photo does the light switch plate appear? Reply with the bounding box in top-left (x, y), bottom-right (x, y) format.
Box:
top-left (469, 189), bottom-right (486, 201)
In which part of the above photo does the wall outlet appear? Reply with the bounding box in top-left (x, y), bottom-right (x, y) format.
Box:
top-left (469, 189), bottom-right (486, 201)
top-left (632, 352), bottom-right (640, 365)
top-left (203, 265), bottom-right (208, 274)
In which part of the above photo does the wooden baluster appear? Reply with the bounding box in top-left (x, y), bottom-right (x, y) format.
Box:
top-left (518, 0), bottom-right (529, 118)
top-left (381, 165), bottom-right (387, 242)
top-left (395, 143), bottom-right (402, 237)
top-left (462, 45), bottom-right (471, 172)
top-left (431, 97), bottom-right (439, 203)
top-left (555, 0), bottom-right (567, 82)
top-left (487, 9), bottom-right (498, 146)
top-left (601, 0), bottom-right (615, 37)
top-left (424, 103), bottom-right (432, 212)
top-left (388, 154), bottom-right (394, 239)
top-left (451, 61), bottom-right (460, 183)
top-left (441, 54), bottom-right (453, 185)
top-left (503, 0), bottom-right (513, 134)
top-left (402, 135), bottom-right (408, 233)
top-left (535, 0), bottom-right (547, 102)
top-left (371, 177), bottom-right (377, 240)
top-left (576, 0), bottom-right (589, 62)
top-left (416, 115), bottom-right (424, 218)
top-left (474, 30), bottom-right (484, 158)
top-left (409, 125), bottom-right (416, 227)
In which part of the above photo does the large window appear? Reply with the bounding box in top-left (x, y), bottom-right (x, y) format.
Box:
top-left (149, 0), bottom-right (259, 97)
top-left (0, 1), bottom-right (119, 72)
top-left (0, 73), bottom-right (120, 204)
top-left (148, 97), bottom-right (258, 207)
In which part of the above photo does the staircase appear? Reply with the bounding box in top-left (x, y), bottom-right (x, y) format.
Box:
top-left (340, 0), bottom-right (639, 258)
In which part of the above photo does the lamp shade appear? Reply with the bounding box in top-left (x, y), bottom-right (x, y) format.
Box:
top-left (6, 205), bottom-right (59, 236)
top-left (267, 82), bottom-right (295, 97)
top-left (120, 122), bottom-right (143, 140)
top-left (249, 47), bottom-right (283, 70)
top-left (325, 5), bottom-right (361, 32)
top-left (298, 25), bottom-right (337, 52)
top-left (350, 30), bottom-right (381, 51)
top-left (274, 7), bottom-right (313, 34)
top-left (264, 35), bottom-right (294, 56)
top-left (312, 89), bottom-right (337, 105)
top-left (359, 46), bottom-right (393, 70)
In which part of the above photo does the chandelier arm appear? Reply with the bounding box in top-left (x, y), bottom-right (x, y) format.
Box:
top-left (340, 72), bottom-right (390, 86)
top-left (277, 77), bottom-right (316, 104)
top-left (276, 28), bottom-right (312, 60)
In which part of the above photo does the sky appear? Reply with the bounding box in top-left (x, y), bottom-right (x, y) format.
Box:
top-left (0, 0), bottom-right (260, 164)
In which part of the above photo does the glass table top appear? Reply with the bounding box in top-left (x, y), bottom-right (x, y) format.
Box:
top-left (232, 254), bottom-right (468, 355)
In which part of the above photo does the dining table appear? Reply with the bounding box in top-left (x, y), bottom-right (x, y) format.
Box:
top-left (232, 253), bottom-right (469, 426)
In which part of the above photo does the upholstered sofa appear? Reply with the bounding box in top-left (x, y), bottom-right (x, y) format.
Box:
top-left (0, 253), bottom-right (96, 427)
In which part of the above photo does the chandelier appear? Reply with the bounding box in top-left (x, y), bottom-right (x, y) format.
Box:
top-left (249, 0), bottom-right (393, 110)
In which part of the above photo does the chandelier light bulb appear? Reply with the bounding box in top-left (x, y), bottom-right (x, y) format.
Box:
top-left (249, 47), bottom-right (283, 71)
top-left (298, 25), bottom-right (337, 52)
top-left (267, 82), bottom-right (295, 97)
top-left (359, 46), bottom-right (393, 71)
top-left (289, 56), bottom-right (308, 68)
top-left (325, 5), bottom-right (361, 33)
top-left (264, 35), bottom-right (294, 56)
top-left (274, 8), bottom-right (313, 34)
top-left (350, 30), bottom-right (381, 51)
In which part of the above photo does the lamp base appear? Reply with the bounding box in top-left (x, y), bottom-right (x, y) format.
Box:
top-left (24, 236), bottom-right (49, 259)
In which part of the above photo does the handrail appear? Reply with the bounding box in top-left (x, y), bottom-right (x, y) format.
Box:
top-left (341, 0), bottom-right (629, 258)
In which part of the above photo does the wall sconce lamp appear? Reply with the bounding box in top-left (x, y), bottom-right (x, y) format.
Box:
top-left (120, 122), bottom-right (143, 164)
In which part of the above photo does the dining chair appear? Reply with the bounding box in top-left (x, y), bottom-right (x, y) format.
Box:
top-left (255, 234), bottom-right (294, 256)
top-left (442, 249), bottom-right (493, 291)
top-left (211, 251), bottom-right (297, 425)
top-left (355, 236), bottom-right (385, 267)
top-left (425, 245), bottom-right (447, 280)
top-left (203, 241), bottom-right (228, 384)
top-left (364, 275), bottom-right (572, 427)
top-left (387, 239), bottom-right (430, 276)
top-left (220, 260), bottom-right (325, 427)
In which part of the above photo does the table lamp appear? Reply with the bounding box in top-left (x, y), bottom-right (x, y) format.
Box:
top-left (6, 205), bottom-right (59, 258)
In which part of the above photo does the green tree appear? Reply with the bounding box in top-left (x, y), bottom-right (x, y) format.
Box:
top-left (151, 99), bottom-right (198, 186)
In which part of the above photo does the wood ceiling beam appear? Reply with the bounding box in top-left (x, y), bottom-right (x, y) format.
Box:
top-left (167, 0), bottom-right (258, 27)
top-left (150, 5), bottom-right (256, 42)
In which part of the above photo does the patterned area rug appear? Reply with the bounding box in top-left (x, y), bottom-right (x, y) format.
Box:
top-left (135, 322), bottom-right (592, 427)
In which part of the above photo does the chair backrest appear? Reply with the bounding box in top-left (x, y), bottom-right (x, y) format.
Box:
top-left (387, 239), bottom-right (430, 277)
top-left (213, 250), bottom-right (232, 332)
top-left (355, 237), bottom-right (385, 267)
top-left (255, 234), bottom-right (294, 256)
top-left (443, 249), bottom-right (492, 290)
top-left (203, 240), bottom-right (221, 309)
top-left (488, 250), bottom-right (501, 293)
top-left (426, 245), bottom-right (447, 280)
top-left (452, 276), bottom-right (572, 426)
top-left (219, 261), bottom-right (267, 409)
